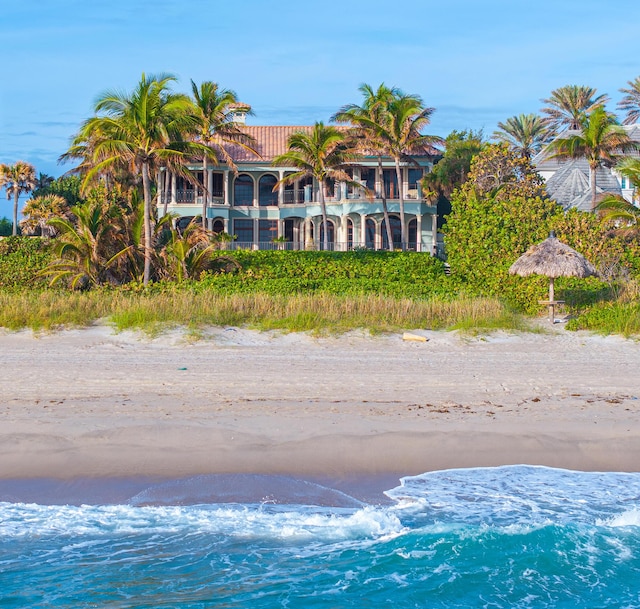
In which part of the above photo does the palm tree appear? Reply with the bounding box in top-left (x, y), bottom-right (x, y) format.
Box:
top-left (43, 191), bottom-right (130, 288)
top-left (546, 106), bottom-right (634, 211)
top-left (541, 85), bottom-right (608, 133)
top-left (618, 76), bottom-right (640, 125)
top-left (492, 113), bottom-right (550, 158)
top-left (333, 83), bottom-right (401, 249)
top-left (188, 80), bottom-right (257, 228)
top-left (65, 73), bottom-right (213, 285)
top-left (0, 161), bottom-right (36, 235)
top-left (272, 122), bottom-right (356, 250)
top-left (377, 94), bottom-right (443, 249)
top-left (20, 194), bottom-right (70, 237)
top-left (596, 157), bottom-right (640, 234)
top-left (35, 172), bottom-right (55, 191)
top-left (158, 219), bottom-right (220, 281)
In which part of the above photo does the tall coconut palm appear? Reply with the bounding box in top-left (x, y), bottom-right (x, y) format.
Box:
top-left (333, 83), bottom-right (401, 249)
top-left (0, 161), bottom-right (36, 235)
top-left (376, 94), bottom-right (443, 250)
top-left (546, 106), bottom-right (634, 211)
top-left (618, 76), bottom-right (640, 125)
top-left (541, 85), bottom-right (608, 133)
top-left (188, 80), bottom-right (257, 228)
top-left (65, 73), bottom-right (213, 285)
top-left (272, 123), bottom-right (356, 250)
top-left (492, 113), bottom-right (550, 158)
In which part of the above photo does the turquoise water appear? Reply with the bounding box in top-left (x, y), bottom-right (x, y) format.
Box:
top-left (1, 466), bottom-right (640, 608)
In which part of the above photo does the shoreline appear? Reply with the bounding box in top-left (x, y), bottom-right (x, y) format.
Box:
top-left (2, 324), bottom-right (640, 502)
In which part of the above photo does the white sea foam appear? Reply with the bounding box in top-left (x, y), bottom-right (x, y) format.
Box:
top-left (0, 502), bottom-right (403, 542)
top-left (385, 465), bottom-right (640, 526)
top-left (597, 508), bottom-right (640, 528)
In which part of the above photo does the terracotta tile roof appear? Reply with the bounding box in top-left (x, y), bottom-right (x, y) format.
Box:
top-left (224, 126), bottom-right (316, 163)
top-left (220, 125), bottom-right (439, 163)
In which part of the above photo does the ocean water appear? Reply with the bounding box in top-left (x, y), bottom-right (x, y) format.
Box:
top-left (1, 465), bottom-right (639, 608)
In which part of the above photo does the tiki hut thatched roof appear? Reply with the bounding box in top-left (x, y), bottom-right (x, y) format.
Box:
top-left (509, 233), bottom-right (597, 279)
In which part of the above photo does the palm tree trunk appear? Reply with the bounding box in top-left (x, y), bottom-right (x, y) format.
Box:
top-left (590, 162), bottom-right (598, 212)
top-left (12, 190), bottom-right (19, 236)
top-left (142, 162), bottom-right (153, 285)
top-left (378, 156), bottom-right (393, 250)
top-left (394, 158), bottom-right (407, 250)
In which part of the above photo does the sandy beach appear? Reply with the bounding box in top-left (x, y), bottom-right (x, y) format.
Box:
top-left (1, 324), bottom-right (639, 494)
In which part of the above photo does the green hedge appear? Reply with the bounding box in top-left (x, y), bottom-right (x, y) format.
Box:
top-left (199, 250), bottom-right (450, 298)
top-left (0, 237), bottom-right (53, 289)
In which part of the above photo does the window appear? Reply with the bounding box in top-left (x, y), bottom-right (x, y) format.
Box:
top-left (382, 215), bottom-right (402, 249)
top-left (259, 175), bottom-right (278, 206)
top-left (360, 167), bottom-right (376, 193)
top-left (408, 169), bottom-right (423, 197)
top-left (383, 169), bottom-right (398, 199)
top-left (212, 218), bottom-right (225, 234)
top-left (259, 219), bottom-right (278, 243)
top-left (366, 218), bottom-right (376, 248)
top-left (234, 219), bottom-right (253, 243)
top-left (212, 172), bottom-right (223, 198)
top-left (319, 220), bottom-right (335, 249)
top-left (234, 174), bottom-right (254, 206)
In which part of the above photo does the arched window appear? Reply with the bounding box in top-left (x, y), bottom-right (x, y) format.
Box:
top-left (366, 218), bottom-right (376, 249)
top-left (233, 174), bottom-right (254, 206)
top-left (258, 174), bottom-right (278, 206)
top-left (408, 218), bottom-right (418, 250)
top-left (212, 218), bottom-right (225, 234)
top-left (382, 215), bottom-right (402, 250)
top-left (319, 220), bottom-right (335, 250)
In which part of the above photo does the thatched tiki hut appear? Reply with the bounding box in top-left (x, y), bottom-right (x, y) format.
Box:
top-left (509, 231), bottom-right (597, 323)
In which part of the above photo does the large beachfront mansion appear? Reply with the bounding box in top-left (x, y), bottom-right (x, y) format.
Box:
top-left (157, 117), bottom-right (440, 252)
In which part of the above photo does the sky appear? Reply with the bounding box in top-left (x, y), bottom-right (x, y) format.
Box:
top-left (1, 0), bottom-right (639, 219)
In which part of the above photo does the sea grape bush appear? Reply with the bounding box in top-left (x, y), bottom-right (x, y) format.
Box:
top-left (0, 236), bottom-right (52, 288)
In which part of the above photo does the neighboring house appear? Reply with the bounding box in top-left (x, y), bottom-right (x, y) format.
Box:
top-left (157, 116), bottom-right (440, 252)
top-left (534, 124), bottom-right (640, 212)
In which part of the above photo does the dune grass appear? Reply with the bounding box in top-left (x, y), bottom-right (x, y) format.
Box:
top-left (0, 289), bottom-right (528, 336)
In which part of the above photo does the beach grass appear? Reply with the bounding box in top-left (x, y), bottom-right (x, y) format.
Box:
top-left (0, 289), bottom-right (524, 336)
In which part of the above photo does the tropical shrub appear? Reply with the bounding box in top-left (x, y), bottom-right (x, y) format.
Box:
top-left (0, 236), bottom-right (53, 288)
top-left (443, 144), bottom-right (563, 310)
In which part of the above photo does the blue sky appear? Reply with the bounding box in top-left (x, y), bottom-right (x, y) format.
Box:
top-left (1, 0), bottom-right (639, 218)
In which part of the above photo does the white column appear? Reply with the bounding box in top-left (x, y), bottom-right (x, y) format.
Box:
top-left (223, 170), bottom-right (230, 206)
top-left (360, 214), bottom-right (367, 247)
top-left (431, 213), bottom-right (438, 255)
top-left (171, 172), bottom-right (177, 204)
top-left (278, 170), bottom-right (285, 206)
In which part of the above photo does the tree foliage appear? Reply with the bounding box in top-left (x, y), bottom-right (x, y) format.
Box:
top-left (443, 144), bottom-right (562, 309)
top-left (618, 76), bottom-right (640, 125)
top-left (541, 85), bottom-right (608, 132)
top-left (422, 130), bottom-right (483, 228)
top-left (492, 113), bottom-right (550, 158)
top-left (0, 161), bottom-right (36, 236)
